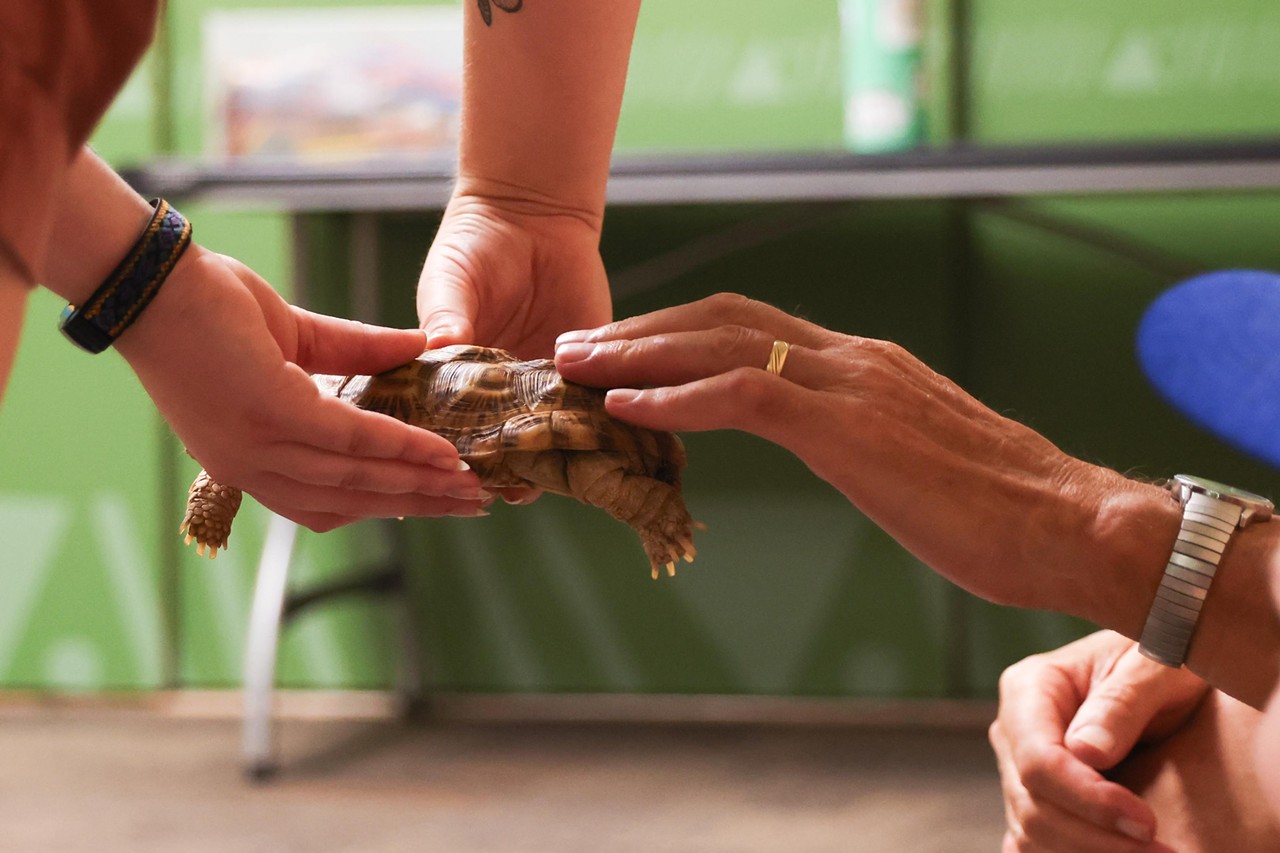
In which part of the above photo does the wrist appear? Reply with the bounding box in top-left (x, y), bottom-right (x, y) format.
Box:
top-left (457, 2), bottom-right (639, 229)
top-left (1066, 468), bottom-right (1181, 633)
top-left (113, 242), bottom-right (213, 365)
top-left (57, 199), bottom-right (192, 355)
top-left (1083, 473), bottom-right (1280, 708)
top-left (448, 175), bottom-right (606, 235)
top-left (41, 150), bottom-right (155, 305)
top-left (1185, 509), bottom-right (1280, 707)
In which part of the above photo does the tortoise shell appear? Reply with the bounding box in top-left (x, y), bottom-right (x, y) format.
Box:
top-left (182, 345), bottom-right (698, 578)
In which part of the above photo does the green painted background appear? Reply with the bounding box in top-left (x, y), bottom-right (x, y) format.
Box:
top-left (4, 0), bottom-right (1280, 695)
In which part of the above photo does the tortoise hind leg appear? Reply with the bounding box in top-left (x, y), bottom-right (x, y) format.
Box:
top-left (628, 478), bottom-right (698, 578)
top-left (564, 453), bottom-right (698, 578)
top-left (181, 470), bottom-right (244, 558)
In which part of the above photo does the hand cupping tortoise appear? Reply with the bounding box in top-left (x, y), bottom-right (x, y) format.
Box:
top-left (179, 345), bottom-right (699, 578)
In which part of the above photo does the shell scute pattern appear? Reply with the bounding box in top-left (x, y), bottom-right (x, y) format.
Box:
top-left (180, 345), bottom-right (698, 578)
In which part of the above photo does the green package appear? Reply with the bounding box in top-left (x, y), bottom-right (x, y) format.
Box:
top-left (839, 0), bottom-right (927, 153)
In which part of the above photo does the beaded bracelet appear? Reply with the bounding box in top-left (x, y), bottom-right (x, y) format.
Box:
top-left (59, 198), bottom-right (192, 354)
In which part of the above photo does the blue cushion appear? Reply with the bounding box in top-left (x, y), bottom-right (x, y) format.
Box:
top-left (1137, 269), bottom-right (1280, 470)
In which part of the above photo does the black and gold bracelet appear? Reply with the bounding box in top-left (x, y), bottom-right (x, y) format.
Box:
top-left (59, 198), bottom-right (192, 354)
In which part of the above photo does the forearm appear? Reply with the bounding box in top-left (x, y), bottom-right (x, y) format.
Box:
top-left (456, 1), bottom-right (641, 226)
top-left (3, 147), bottom-right (153, 405)
top-left (812, 365), bottom-right (1279, 707)
top-left (0, 253), bottom-right (29, 405)
top-left (793, 362), bottom-right (1170, 633)
top-left (882, 427), bottom-right (1279, 708)
top-left (38, 147), bottom-right (154, 305)
top-left (945, 457), bottom-right (1278, 708)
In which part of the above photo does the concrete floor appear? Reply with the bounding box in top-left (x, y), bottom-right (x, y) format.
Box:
top-left (0, 707), bottom-right (1006, 852)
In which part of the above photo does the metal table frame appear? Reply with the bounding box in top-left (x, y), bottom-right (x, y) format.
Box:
top-left (131, 139), bottom-right (1280, 210)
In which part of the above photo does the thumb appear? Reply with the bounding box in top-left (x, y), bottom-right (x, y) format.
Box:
top-left (421, 306), bottom-right (475, 349)
top-left (416, 269), bottom-right (477, 348)
top-left (1064, 648), bottom-right (1181, 770)
top-left (289, 309), bottom-right (428, 375)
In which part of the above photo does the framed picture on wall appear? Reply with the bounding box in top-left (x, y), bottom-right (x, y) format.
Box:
top-left (203, 6), bottom-right (463, 162)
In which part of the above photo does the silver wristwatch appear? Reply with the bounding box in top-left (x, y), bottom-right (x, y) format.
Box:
top-left (1138, 474), bottom-right (1274, 667)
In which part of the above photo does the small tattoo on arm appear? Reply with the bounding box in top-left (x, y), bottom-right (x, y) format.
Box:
top-left (477, 0), bottom-right (523, 27)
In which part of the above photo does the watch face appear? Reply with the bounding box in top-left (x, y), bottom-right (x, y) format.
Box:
top-left (1174, 474), bottom-right (1275, 515)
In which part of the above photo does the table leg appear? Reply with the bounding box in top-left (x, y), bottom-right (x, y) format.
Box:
top-left (242, 512), bottom-right (298, 780)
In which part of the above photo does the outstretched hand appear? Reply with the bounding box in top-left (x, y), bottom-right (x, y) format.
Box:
top-left (417, 192), bottom-right (612, 358)
top-left (117, 246), bottom-right (491, 534)
top-left (989, 630), bottom-right (1209, 852)
top-left (553, 293), bottom-right (1162, 616)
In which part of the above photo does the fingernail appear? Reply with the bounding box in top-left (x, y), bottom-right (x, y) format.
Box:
top-left (427, 323), bottom-right (464, 346)
top-left (447, 487), bottom-right (493, 501)
top-left (1116, 817), bottom-right (1153, 843)
top-left (556, 330), bottom-right (590, 345)
top-left (455, 459), bottom-right (471, 471)
top-left (1068, 724), bottom-right (1116, 757)
top-left (448, 507), bottom-right (490, 518)
top-left (606, 388), bottom-right (640, 405)
top-left (502, 493), bottom-right (537, 506)
top-left (555, 342), bottom-right (594, 363)
top-left (429, 457), bottom-right (471, 472)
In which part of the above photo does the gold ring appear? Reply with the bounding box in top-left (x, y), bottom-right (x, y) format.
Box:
top-left (765, 340), bottom-right (790, 376)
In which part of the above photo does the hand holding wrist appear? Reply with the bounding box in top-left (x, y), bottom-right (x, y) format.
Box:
top-left (992, 630), bottom-right (1210, 850)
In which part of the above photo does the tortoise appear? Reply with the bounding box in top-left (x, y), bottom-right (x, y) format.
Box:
top-left (180, 345), bottom-right (699, 579)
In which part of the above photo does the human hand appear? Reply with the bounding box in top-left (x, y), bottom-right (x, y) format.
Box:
top-left (116, 245), bottom-right (491, 533)
top-left (989, 630), bottom-right (1209, 852)
top-left (417, 189), bottom-right (612, 358)
top-left (552, 293), bottom-right (1157, 613)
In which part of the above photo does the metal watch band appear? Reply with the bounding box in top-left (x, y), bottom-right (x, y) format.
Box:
top-left (1138, 491), bottom-right (1242, 667)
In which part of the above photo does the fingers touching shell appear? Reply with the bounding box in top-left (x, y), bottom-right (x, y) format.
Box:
top-left (558, 293), bottom-right (833, 350)
top-left (558, 326), bottom-right (830, 392)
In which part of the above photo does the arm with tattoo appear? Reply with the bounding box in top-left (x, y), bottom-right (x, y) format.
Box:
top-left (418, 1), bottom-right (642, 355)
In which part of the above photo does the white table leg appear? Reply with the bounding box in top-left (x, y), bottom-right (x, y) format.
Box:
top-left (241, 513), bottom-right (298, 780)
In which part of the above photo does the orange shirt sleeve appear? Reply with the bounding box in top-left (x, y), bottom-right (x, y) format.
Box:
top-left (0, 0), bottom-right (159, 285)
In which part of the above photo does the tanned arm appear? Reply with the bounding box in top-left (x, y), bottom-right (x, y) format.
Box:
top-left (416, 2), bottom-right (642, 355)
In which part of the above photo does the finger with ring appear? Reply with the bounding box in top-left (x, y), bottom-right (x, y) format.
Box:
top-left (765, 340), bottom-right (790, 376)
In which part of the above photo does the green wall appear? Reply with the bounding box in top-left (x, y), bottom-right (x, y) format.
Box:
top-left (968, 1), bottom-right (1280, 142)
top-left (3, 0), bottom-right (1280, 695)
top-left (0, 55), bottom-right (166, 690)
top-left (0, 289), bottom-right (167, 690)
